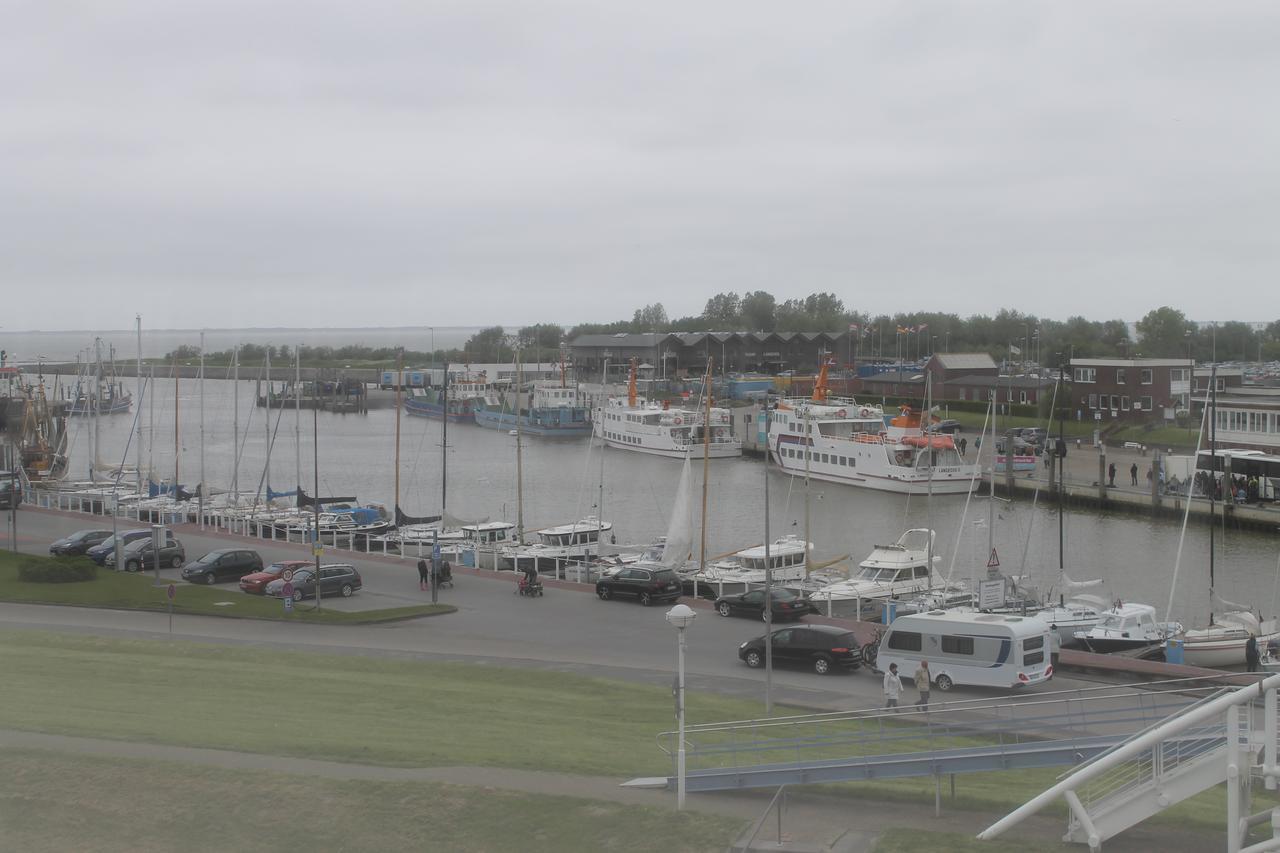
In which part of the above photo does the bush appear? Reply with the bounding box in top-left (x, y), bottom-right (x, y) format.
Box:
top-left (18, 558), bottom-right (98, 583)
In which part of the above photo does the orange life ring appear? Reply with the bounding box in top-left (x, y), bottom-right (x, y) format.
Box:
top-left (859, 407), bottom-right (872, 417)
top-left (673, 416), bottom-right (682, 425)
top-left (836, 408), bottom-right (847, 418)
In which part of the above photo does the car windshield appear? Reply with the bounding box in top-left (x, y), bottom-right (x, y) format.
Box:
top-left (293, 570), bottom-right (314, 582)
top-left (651, 570), bottom-right (677, 583)
top-left (70, 531), bottom-right (95, 542)
top-left (267, 563), bottom-right (298, 573)
top-left (123, 539), bottom-right (151, 552)
top-left (770, 588), bottom-right (800, 601)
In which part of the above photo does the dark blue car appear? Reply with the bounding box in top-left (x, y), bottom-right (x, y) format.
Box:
top-left (86, 529), bottom-right (166, 565)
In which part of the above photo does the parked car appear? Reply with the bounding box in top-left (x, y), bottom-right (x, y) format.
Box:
top-left (716, 587), bottom-right (816, 622)
top-left (595, 566), bottom-right (683, 606)
top-left (88, 529), bottom-right (170, 565)
top-left (106, 536), bottom-right (186, 571)
top-left (928, 419), bottom-right (963, 434)
top-left (0, 471), bottom-right (20, 509)
top-left (738, 624), bottom-right (865, 675)
top-left (49, 529), bottom-right (113, 556)
top-left (265, 564), bottom-right (362, 602)
top-left (181, 548), bottom-right (265, 585)
top-left (239, 559), bottom-right (311, 594)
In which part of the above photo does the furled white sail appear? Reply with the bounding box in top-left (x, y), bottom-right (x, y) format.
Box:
top-left (661, 455), bottom-right (696, 569)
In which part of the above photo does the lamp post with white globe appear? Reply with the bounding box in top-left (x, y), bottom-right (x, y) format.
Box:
top-left (666, 602), bottom-right (697, 809)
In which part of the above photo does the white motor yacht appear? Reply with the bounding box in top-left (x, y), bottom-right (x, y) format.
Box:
top-left (681, 535), bottom-right (812, 597)
top-left (1073, 602), bottom-right (1182, 654)
top-left (808, 529), bottom-right (942, 616)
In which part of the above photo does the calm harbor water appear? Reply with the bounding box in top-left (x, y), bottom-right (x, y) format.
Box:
top-left (67, 377), bottom-right (1280, 627)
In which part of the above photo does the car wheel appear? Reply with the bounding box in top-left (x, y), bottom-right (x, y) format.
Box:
top-left (597, 586), bottom-right (611, 601)
top-left (340, 584), bottom-right (353, 598)
top-left (639, 592), bottom-right (652, 607)
top-left (205, 573), bottom-right (216, 585)
top-left (171, 555), bottom-right (183, 569)
top-left (126, 561), bottom-right (138, 572)
top-left (935, 674), bottom-right (953, 691)
top-left (813, 655), bottom-right (833, 676)
top-left (292, 589), bottom-right (306, 603)
top-left (717, 601), bottom-right (732, 617)
top-left (745, 650), bottom-right (763, 668)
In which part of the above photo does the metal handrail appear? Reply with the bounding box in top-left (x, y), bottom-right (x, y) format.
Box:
top-left (739, 785), bottom-right (788, 852)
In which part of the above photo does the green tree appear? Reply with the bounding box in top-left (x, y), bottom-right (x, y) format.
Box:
top-left (701, 292), bottom-right (741, 327)
top-left (632, 303), bottom-right (669, 331)
top-left (1136, 307), bottom-right (1194, 357)
top-left (740, 291), bottom-right (777, 331)
top-left (463, 326), bottom-right (511, 363)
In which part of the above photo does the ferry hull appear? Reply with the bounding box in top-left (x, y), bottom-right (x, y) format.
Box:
top-left (404, 399), bottom-right (474, 423)
top-left (599, 436), bottom-right (741, 459)
top-left (772, 457), bottom-right (976, 495)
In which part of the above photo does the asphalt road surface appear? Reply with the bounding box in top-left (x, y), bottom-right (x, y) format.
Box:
top-left (8, 505), bottom-right (1122, 713)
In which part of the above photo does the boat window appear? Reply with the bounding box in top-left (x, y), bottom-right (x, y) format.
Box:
top-left (941, 635), bottom-right (974, 655)
top-left (887, 631), bottom-right (922, 652)
top-left (913, 565), bottom-right (930, 579)
top-left (1098, 614), bottom-right (1122, 629)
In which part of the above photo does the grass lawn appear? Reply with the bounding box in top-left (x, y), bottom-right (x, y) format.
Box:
top-left (0, 748), bottom-right (743, 853)
top-left (0, 627), bottom-right (1266, 838)
top-left (0, 551), bottom-right (451, 624)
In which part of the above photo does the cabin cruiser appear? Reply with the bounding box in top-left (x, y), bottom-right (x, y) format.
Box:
top-left (681, 535), bottom-right (812, 597)
top-left (1031, 596), bottom-right (1107, 648)
top-left (808, 529), bottom-right (942, 616)
top-left (500, 516), bottom-right (615, 576)
top-left (1181, 610), bottom-right (1280, 669)
top-left (1073, 602), bottom-right (1183, 654)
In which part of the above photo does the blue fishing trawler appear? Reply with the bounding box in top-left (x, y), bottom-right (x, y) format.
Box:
top-left (403, 371), bottom-right (494, 423)
top-left (473, 382), bottom-right (592, 437)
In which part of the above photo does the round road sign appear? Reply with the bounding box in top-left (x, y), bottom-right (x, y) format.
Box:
top-left (166, 583), bottom-right (176, 601)
top-left (281, 568), bottom-right (295, 582)
top-left (282, 581), bottom-right (295, 598)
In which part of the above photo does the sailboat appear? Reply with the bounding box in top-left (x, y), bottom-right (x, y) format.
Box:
top-left (1180, 363), bottom-right (1279, 667)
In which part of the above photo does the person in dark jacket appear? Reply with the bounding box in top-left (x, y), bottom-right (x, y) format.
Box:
top-left (1108, 462), bottom-right (1116, 487)
top-left (417, 558), bottom-right (430, 591)
top-left (1246, 633), bottom-right (1261, 673)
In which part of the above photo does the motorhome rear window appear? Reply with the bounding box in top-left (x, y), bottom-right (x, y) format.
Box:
top-left (887, 631), bottom-right (922, 652)
top-left (1024, 650), bottom-right (1045, 666)
top-left (941, 635), bottom-right (974, 655)
top-left (1023, 636), bottom-right (1044, 651)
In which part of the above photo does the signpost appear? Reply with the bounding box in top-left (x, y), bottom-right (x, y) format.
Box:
top-left (166, 583), bottom-right (175, 633)
top-left (151, 523), bottom-right (165, 581)
top-left (282, 580), bottom-right (294, 614)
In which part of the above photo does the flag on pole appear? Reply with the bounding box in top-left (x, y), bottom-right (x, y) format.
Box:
top-left (897, 325), bottom-right (909, 335)
top-left (848, 322), bottom-right (860, 332)
top-left (1009, 344), bottom-right (1022, 355)
top-left (917, 323), bottom-right (928, 332)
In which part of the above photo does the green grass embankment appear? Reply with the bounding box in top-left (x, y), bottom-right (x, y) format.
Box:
top-left (0, 551), bottom-right (450, 624)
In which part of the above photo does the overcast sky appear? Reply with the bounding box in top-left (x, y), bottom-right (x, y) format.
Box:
top-left (3, 2), bottom-right (1277, 331)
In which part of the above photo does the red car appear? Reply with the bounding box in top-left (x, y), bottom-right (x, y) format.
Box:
top-left (239, 560), bottom-right (311, 594)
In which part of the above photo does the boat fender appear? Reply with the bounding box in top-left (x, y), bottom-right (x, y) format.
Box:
top-left (859, 407), bottom-right (872, 417)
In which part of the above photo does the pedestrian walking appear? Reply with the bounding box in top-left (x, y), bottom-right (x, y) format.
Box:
top-left (959, 437), bottom-right (967, 457)
top-left (1246, 633), bottom-right (1261, 673)
top-left (1130, 463), bottom-right (1138, 486)
top-left (417, 558), bottom-right (430, 591)
top-left (1108, 462), bottom-right (1116, 487)
top-left (913, 661), bottom-right (931, 709)
top-left (883, 663), bottom-right (902, 711)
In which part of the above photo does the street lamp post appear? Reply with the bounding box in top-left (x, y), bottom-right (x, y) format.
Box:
top-left (665, 603), bottom-right (697, 810)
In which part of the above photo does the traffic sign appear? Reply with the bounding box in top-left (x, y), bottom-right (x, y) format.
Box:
top-left (281, 568), bottom-right (295, 582)
top-left (282, 581), bottom-right (295, 598)
top-left (987, 548), bottom-right (1001, 568)
top-left (166, 583), bottom-right (176, 601)
top-left (312, 543), bottom-right (323, 557)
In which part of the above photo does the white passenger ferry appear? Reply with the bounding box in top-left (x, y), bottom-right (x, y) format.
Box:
top-left (592, 362), bottom-right (740, 459)
top-left (767, 365), bottom-right (978, 494)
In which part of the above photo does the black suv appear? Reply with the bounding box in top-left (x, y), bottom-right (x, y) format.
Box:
top-left (87, 529), bottom-right (168, 565)
top-left (715, 587), bottom-right (816, 622)
top-left (595, 566), bottom-right (683, 607)
top-left (181, 549), bottom-right (265, 585)
top-left (49, 529), bottom-right (114, 556)
top-left (738, 624), bottom-right (865, 675)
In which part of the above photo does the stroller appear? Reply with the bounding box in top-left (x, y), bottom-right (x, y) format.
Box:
top-left (516, 567), bottom-right (544, 597)
top-left (435, 561), bottom-right (454, 589)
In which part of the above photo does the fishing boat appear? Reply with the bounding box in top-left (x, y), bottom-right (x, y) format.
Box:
top-left (67, 380), bottom-right (132, 416)
top-left (404, 370), bottom-right (496, 422)
top-left (1, 366), bottom-right (70, 483)
top-left (592, 360), bottom-right (740, 459)
top-left (768, 361), bottom-right (978, 494)
top-left (807, 529), bottom-right (943, 616)
top-left (680, 535), bottom-right (813, 598)
top-left (473, 381), bottom-right (592, 437)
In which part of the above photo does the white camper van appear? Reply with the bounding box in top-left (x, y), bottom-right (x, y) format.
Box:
top-left (876, 610), bottom-right (1054, 691)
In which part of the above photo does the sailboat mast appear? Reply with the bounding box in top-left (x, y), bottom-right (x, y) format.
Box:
top-left (394, 349), bottom-right (403, 515)
top-left (294, 344), bottom-right (301, 493)
top-left (441, 361), bottom-right (449, 513)
top-left (1057, 354), bottom-right (1067, 577)
top-left (232, 345), bottom-right (239, 505)
top-left (173, 351), bottom-right (179, 488)
top-left (93, 337), bottom-right (102, 480)
top-left (515, 342), bottom-right (524, 546)
top-left (1209, 361), bottom-right (1217, 626)
top-left (699, 358), bottom-right (713, 575)
top-left (135, 315), bottom-right (142, 494)
top-left (199, 331), bottom-right (206, 526)
top-left (264, 348), bottom-right (271, 500)
top-left (148, 366), bottom-right (155, 484)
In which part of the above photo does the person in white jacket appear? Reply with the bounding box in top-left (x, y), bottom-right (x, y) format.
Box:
top-left (883, 662), bottom-right (902, 710)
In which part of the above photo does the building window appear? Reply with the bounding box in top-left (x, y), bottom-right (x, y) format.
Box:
top-left (1019, 391), bottom-right (1028, 404)
top-left (1088, 393), bottom-right (1097, 409)
top-left (1110, 395), bottom-right (1120, 411)
top-left (1171, 368), bottom-right (1190, 383)
top-left (1074, 367), bottom-right (1096, 383)
top-left (1121, 396), bottom-right (1129, 411)
top-left (1140, 369), bottom-right (1153, 385)
top-left (1140, 397), bottom-right (1152, 411)
top-left (1116, 369), bottom-right (1126, 384)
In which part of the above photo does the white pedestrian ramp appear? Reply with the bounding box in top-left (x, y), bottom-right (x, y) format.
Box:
top-left (979, 673), bottom-right (1280, 853)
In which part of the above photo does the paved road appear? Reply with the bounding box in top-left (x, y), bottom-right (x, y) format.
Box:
top-left (4, 505), bottom-right (1128, 714)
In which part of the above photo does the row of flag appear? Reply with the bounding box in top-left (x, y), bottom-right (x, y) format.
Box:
top-left (846, 322), bottom-right (930, 335)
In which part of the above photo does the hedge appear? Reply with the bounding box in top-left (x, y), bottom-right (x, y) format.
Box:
top-left (18, 559), bottom-right (98, 584)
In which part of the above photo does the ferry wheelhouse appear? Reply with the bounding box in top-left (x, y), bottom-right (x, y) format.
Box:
top-left (592, 361), bottom-right (740, 459)
top-left (404, 372), bottom-right (498, 422)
